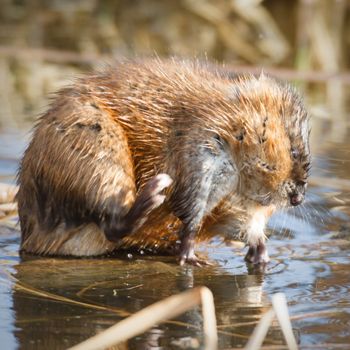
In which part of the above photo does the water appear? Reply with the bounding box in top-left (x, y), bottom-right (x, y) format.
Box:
top-left (0, 126), bottom-right (350, 350)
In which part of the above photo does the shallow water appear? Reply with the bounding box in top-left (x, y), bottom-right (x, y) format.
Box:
top-left (0, 127), bottom-right (350, 350)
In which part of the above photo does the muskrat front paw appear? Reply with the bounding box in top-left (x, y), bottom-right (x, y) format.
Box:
top-left (244, 241), bottom-right (270, 265)
top-left (179, 238), bottom-right (212, 267)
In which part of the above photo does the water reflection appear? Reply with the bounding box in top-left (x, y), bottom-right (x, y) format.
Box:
top-left (9, 254), bottom-right (267, 349)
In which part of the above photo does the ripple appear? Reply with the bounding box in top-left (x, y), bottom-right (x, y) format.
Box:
top-left (264, 261), bottom-right (287, 275)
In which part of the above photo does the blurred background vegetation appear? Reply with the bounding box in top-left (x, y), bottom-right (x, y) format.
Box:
top-left (0, 0), bottom-right (349, 141)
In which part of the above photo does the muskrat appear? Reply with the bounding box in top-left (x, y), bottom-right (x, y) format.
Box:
top-left (17, 58), bottom-right (310, 265)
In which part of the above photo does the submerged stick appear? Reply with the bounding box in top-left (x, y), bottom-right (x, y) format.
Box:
top-left (68, 286), bottom-right (217, 350)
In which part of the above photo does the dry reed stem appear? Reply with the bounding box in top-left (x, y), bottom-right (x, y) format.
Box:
top-left (0, 183), bottom-right (18, 204)
top-left (0, 46), bottom-right (349, 83)
top-left (289, 309), bottom-right (339, 321)
top-left (245, 293), bottom-right (298, 350)
top-left (308, 176), bottom-right (350, 191)
top-left (0, 203), bottom-right (17, 212)
top-left (244, 309), bottom-right (275, 350)
top-left (68, 286), bottom-right (217, 350)
top-left (9, 275), bottom-right (127, 316)
top-left (217, 308), bottom-right (342, 331)
top-left (271, 293), bottom-right (298, 350)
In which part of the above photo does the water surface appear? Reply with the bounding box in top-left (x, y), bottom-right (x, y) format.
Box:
top-left (0, 126), bottom-right (349, 349)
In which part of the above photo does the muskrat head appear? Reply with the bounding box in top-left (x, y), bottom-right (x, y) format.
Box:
top-left (280, 90), bottom-right (311, 207)
top-left (228, 74), bottom-right (311, 208)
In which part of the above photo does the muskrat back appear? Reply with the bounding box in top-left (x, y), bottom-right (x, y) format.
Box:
top-left (17, 58), bottom-right (310, 265)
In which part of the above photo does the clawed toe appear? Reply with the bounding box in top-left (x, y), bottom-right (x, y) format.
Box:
top-left (179, 254), bottom-right (213, 267)
top-left (179, 245), bottom-right (213, 267)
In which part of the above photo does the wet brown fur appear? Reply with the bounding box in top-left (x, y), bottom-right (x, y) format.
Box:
top-left (17, 58), bottom-right (310, 258)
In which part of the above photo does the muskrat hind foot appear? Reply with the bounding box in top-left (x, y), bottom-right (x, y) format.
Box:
top-left (103, 174), bottom-right (173, 241)
top-left (244, 241), bottom-right (270, 265)
top-left (130, 173), bottom-right (173, 218)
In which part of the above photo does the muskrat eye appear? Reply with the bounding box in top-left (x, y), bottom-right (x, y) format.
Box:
top-left (291, 148), bottom-right (299, 159)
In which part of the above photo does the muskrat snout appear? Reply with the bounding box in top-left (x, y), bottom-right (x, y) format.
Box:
top-left (289, 181), bottom-right (307, 207)
top-left (287, 181), bottom-right (307, 206)
top-left (290, 193), bottom-right (303, 206)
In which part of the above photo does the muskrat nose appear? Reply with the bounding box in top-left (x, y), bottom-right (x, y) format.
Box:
top-left (290, 193), bottom-right (303, 206)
